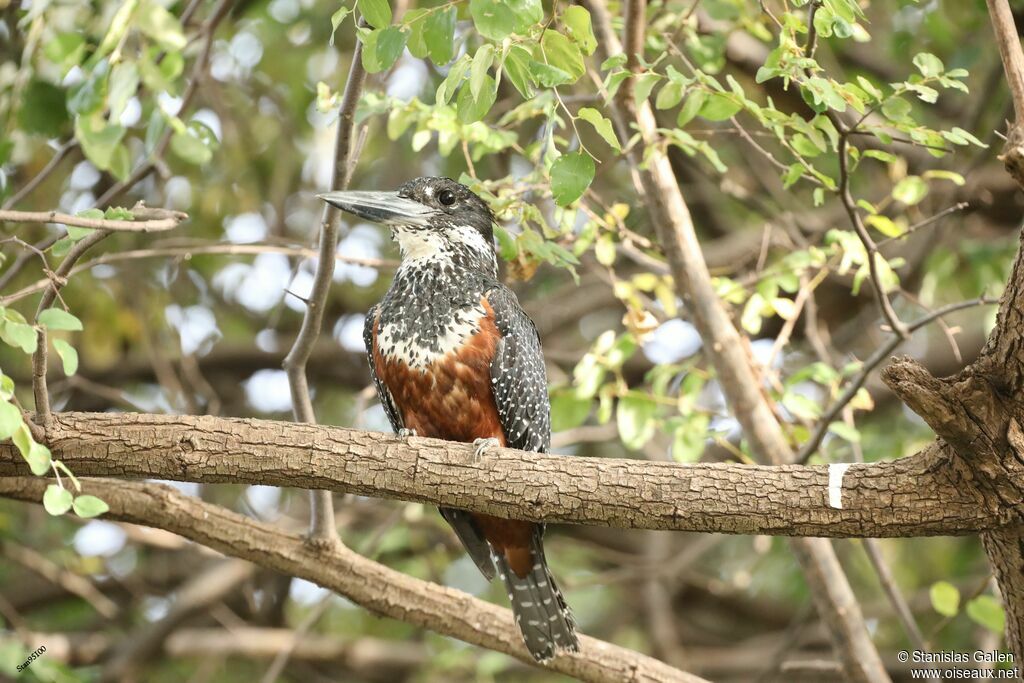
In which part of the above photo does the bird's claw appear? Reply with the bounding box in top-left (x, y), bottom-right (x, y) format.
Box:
top-left (472, 437), bottom-right (500, 462)
top-left (398, 428), bottom-right (418, 439)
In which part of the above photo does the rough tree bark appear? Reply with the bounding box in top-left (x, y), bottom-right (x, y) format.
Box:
top-left (0, 411), bottom-right (1008, 537)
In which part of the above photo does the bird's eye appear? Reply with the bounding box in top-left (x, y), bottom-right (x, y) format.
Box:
top-left (438, 189), bottom-right (456, 206)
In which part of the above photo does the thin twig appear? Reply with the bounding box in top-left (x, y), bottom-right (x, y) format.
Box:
top-left (1, 540), bottom-right (120, 619)
top-left (0, 242), bottom-right (395, 306)
top-left (1, 141), bottom-right (79, 211)
top-left (797, 295), bottom-right (1000, 463)
top-left (876, 202), bottom-right (969, 247)
top-left (837, 134), bottom-right (910, 339)
top-left (804, 1), bottom-right (822, 59)
top-left (0, 205), bottom-right (188, 233)
top-left (282, 22), bottom-right (368, 546)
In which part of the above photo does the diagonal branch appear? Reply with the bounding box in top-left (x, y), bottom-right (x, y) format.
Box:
top-left (0, 476), bottom-right (707, 683)
top-left (587, 2), bottom-right (889, 680)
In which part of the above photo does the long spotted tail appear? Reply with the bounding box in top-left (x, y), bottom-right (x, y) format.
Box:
top-left (493, 527), bottom-right (579, 662)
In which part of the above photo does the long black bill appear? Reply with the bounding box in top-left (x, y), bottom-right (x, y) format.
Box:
top-left (317, 190), bottom-right (434, 226)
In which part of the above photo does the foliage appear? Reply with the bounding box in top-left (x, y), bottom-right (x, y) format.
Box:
top-left (0, 0), bottom-right (1017, 679)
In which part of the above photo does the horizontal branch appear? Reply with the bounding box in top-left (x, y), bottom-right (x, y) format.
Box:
top-left (0, 412), bottom-right (1009, 537)
top-left (9, 628), bottom-right (428, 671)
top-left (0, 205), bottom-right (188, 233)
top-left (0, 476), bottom-right (704, 683)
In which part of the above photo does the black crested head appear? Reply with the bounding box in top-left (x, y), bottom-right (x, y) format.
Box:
top-left (397, 176), bottom-right (495, 245)
top-left (318, 176), bottom-right (498, 276)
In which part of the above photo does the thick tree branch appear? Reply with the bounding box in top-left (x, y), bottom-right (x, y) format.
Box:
top-left (0, 476), bottom-right (707, 683)
top-left (0, 411), bottom-right (1011, 538)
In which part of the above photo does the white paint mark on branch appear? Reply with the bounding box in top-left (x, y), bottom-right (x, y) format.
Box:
top-left (828, 463), bottom-right (851, 510)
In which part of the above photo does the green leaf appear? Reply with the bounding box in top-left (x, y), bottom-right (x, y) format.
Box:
top-left (43, 485), bottom-right (74, 516)
top-left (538, 31), bottom-right (584, 83)
top-left (677, 90), bottom-right (707, 127)
top-left (617, 394), bottom-right (658, 450)
top-left (656, 80), bottom-right (685, 110)
top-left (73, 494), bottom-right (110, 518)
top-left (943, 126), bottom-right (986, 147)
top-left (913, 52), bottom-right (944, 78)
top-left (375, 26), bottom-right (408, 72)
top-left (672, 414), bottom-right (709, 463)
top-left (863, 149), bottom-right (897, 164)
top-left (0, 372), bottom-right (13, 401)
top-left (0, 320), bottom-right (38, 354)
top-left (470, 44), bottom-right (495, 99)
top-left (966, 595), bottom-right (1005, 634)
top-left (929, 581), bottom-right (960, 617)
top-left (892, 176), bottom-right (928, 206)
top-left (357, 0), bottom-right (392, 28)
top-left (26, 441), bottom-right (53, 476)
top-left (781, 391), bottom-right (821, 420)
top-left (96, 0), bottom-right (139, 60)
top-left (38, 308), bottom-right (83, 331)
top-left (330, 7), bottom-right (351, 46)
top-left (577, 107), bottom-right (621, 152)
top-left (423, 7), bottom-right (456, 64)
top-left (550, 392), bottom-right (592, 432)
top-left (18, 80), bottom-right (69, 137)
top-left (633, 72), bottom-right (661, 104)
top-left (0, 401), bottom-right (21, 440)
top-left (595, 233), bottom-right (616, 266)
top-left (75, 116), bottom-right (127, 171)
top-left (493, 225), bottom-right (518, 260)
top-left (171, 121), bottom-right (217, 165)
top-left (827, 421), bottom-right (861, 443)
top-left (436, 55), bottom-right (470, 104)
top-left (456, 74), bottom-right (497, 123)
top-left (504, 45), bottom-right (535, 98)
top-left (53, 339), bottom-right (79, 376)
top-left (881, 96), bottom-right (912, 122)
top-left (138, 47), bottom-right (183, 95)
top-left (923, 169), bottom-right (965, 186)
top-left (136, 0), bottom-right (187, 50)
top-left (469, 0), bottom-right (519, 40)
top-left (44, 33), bottom-right (87, 70)
top-left (562, 6), bottom-right (596, 56)
top-left (698, 92), bottom-right (742, 121)
top-left (550, 152), bottom-right (595, 206)
top-left (865, 215), bottom-right (904, 238)
top-left (528, 61), bottom-right (573, 87)
top-left (107, 62), bottom-right (140, 122)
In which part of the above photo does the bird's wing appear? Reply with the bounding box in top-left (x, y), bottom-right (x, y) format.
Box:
top-left (485, 284), bottom-right (551, 454)
top-left (363, 305), bottom-right (403, 433)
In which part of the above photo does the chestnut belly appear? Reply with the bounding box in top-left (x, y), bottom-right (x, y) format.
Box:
top-left (372, 309), bottom-right (506, 445)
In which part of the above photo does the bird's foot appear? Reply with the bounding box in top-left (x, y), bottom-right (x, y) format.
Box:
top-left (472, 437), bottom-right (501, 462)
top-left (398, 428), bottom-right (418, 440)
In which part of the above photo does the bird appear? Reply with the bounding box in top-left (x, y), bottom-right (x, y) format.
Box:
top-left (319, 177), bottom-right (580, 662)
